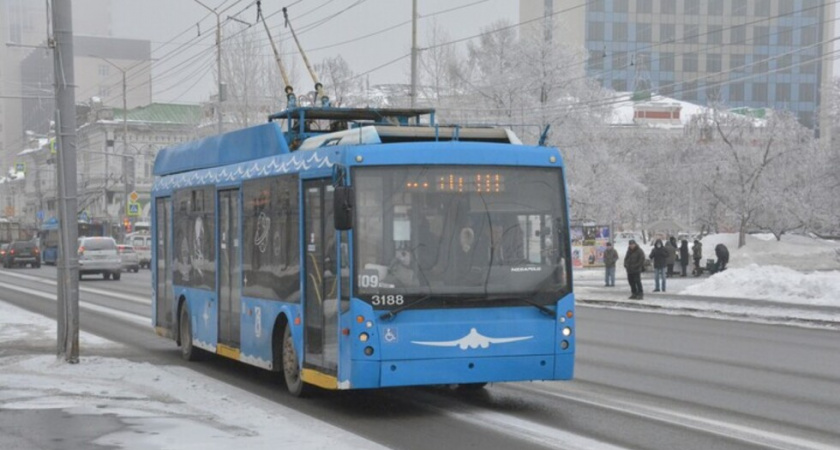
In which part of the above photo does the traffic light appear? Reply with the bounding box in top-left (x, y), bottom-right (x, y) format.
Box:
top-left (123, 217), bottom-right (131, 233)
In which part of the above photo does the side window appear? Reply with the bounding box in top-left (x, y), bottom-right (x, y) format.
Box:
top-left (242, 175), bottom-right (300, 300)
top-left (173, 186), bottom-right (215, 290)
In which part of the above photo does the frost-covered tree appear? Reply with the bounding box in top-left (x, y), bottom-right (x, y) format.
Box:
top-left (314, 55), bottom-right (358, 107)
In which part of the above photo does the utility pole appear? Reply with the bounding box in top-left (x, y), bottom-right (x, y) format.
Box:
top-left (410, 0), bottom-right (418, 108)
top-left (51, 0), bottom-right (80, 363)
top-left (194, 0), bottom-right (231, 134)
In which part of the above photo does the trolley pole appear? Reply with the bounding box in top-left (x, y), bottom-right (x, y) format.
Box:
top-left (51, 0), bottom-right (80, 363)
top-left (410, 0), bottom-right (418, 108)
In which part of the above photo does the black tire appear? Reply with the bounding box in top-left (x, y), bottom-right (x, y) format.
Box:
top-left (112, 272), bottom-right (121, 281)
top-left (103, 272), bottom-right (111, 280)
top-left (179, 303), bottom-right (201, 361)
top-left (282, 325), bottom-right (310, 397)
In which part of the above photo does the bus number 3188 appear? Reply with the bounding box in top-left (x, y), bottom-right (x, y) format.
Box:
top-left (370, 294), bottom-right (404, 306)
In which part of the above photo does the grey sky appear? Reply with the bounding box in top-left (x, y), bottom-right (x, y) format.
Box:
top-left (109, 0), bottom-right (519, 104)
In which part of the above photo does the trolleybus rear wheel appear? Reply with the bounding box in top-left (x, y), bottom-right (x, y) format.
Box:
top-left (179, 304), bottom-right (200, 361)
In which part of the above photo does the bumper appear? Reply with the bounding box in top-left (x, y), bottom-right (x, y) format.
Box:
top-left (8, 257), bottom-right (37, 264)
top-left (79, 261), bottom-right (121, 273)
top-left (347, 353), bottom-right (574, 389)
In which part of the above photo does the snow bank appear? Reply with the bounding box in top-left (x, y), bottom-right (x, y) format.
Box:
top-left (700, 233), bottom-right (840, 271)
top-left (681, 264), bottom-right (840, 307)
top-left (0, 301), bottom-right (114, 348)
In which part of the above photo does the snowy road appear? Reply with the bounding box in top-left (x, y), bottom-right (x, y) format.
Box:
top-left (2, 266), bottom-right (839, 449)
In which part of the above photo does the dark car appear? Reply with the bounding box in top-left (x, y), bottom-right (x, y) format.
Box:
top-left (3, 240), bottom-right (41, 268)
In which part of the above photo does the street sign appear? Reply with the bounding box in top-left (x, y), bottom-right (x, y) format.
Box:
top-left (37, 210), bottom-right (45, 221)
top-left (15, 162), bottom-right (25, 173)
top-left (129, 191), bottom-right (139, 203)
top-left (127, 202), bottom-right (141, 217)
top-left (79, 211), bottom-right (89, 222)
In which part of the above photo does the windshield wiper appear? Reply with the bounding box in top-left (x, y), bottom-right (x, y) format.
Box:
top-left (379, 294), bottom-right (433, 321)
top-left (517, 297), bottom-right (555, 317)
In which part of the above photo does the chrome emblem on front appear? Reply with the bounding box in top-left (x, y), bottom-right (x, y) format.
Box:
top-left (412, 328), bottom-right (532, 350)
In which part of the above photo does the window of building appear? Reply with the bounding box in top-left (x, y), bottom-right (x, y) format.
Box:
top-left (753, 26), bottom-right (770, 45)
top-left (661, 0), bottom-right (676, 14)
top-left (708, 0), bottom-right (723, 15)
top-left (779, 0), bottom-right (795, 15)
top-left (775, 83), bottom-right (791, 102)
top-left (98, 86), bottom-right (111, 98)
top-left (683, 53), bottom-right (698, 72)
top-left (636, 52), bottom-right (651, 69)
top-left (803, 0), bottom-right (820, 17)
top-left (636, 23), bottom-right (652, 42)
top-left (778, 26), bottom-right (793, 46)
top-left (731, 25), bottom-right (746, 44)
top-left (613, 51), bottom-right (629, 69)
top-left (800, 25), bottom-right (817, 46)
top-left (660, 23), bottom-right (676, 42)
top-left (777, 54), bottom-right (793, 73)
top-left (98, 65), bottom-right (110, 78)
top-left (659, 52), bottom-right (675, 72)
top-left (707, 25), bottom-right (723, 44)
top-left (799, 83), bottom-right (816, 102)
top-left (613, 22), bottom-right (628, 42)
top-left (590, 0), bottom-right (605, 12)
top-left (799, 56), bottom-right (817, 74)
top-left (752, 82), bottom-right (768, 101)
top-left (684, 0), bottom-right (700, 14)
top-left (684, 24), bottom-right (699, 43)
top-left (752, 54), bottom-right (769, 74)
top-left (755, 0), bottom-right (771, 16)
top-left (588, 22), bottom-right (605, 41)
top-left (706, 53), bottom-right (722, 72)
top-left (637, 0), bottom-right (653, 13)
top-left (729, 82), bottom-right (745, 101)
top-left (589, 50), bottom-right (605, 71)
top-left (732, 1), bottom-right (747, 15)
top-left (729, 54), bottom-right (746, 71)
top-left (612, 78), bottom-right (628, 92)
top-left (683, 81), bottom-right (698, 100)
top-left (614, 0), bottom-right (628, 13)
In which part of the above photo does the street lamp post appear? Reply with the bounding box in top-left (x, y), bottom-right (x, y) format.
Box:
top-left (96, 57), bottom-right (134, 227)
top-left (194, 0), bottom-right (238, 134)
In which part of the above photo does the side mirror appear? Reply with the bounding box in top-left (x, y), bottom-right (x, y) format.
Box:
top-left (334, 186), bottom-right (354, 231)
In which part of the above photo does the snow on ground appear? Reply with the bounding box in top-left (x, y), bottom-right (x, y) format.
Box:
top-left (0, 301), bottom-right (386, 450)
top-left (577, 233), bottom-right (840, 309)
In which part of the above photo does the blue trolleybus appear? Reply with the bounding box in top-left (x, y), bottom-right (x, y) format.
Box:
top-left (151, 107), bottom-right (575, 395)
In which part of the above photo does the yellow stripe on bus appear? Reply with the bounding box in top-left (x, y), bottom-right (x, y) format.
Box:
top-left (216, 344), bottom-right (241, 360)
top-left (301, 368), bottom-right (338, 390)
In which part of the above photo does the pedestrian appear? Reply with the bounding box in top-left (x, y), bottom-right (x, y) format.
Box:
top-left (624, 240), bottom-right (645, 299)
top-left (714, 243), bottom-right (729, 273)
top-left (649, 239), bottom-right (668, 292)
top-left (603, 242), bottom-right (619, 287)
top-left (692, 240), bottom-right (703, 275)
top-left (679, 239), bottom-right (690, 277)
top-left (665, 236), bottom-right (678, 277)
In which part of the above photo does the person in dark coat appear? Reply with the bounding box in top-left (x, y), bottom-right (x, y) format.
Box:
top-left (649, 239), bottom-right (668, 292)
top-left (692, 240), bottom-right (703, 275)
top-left (679, 239), bottom-right (690, 277)
top-left (624, 240), bottom-right (646, 299)
top-left (715, 243), bottom-right (730, 273)
top-left (665, 236), bottom-right (678, 277)
top-left (603, 242), bottom-right (619, 287)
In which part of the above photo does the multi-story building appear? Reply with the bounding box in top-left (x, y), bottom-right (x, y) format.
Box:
top-left (521, 0), bottom-right (835, 135)
top-left (14, 101), bottom-right (200, 227)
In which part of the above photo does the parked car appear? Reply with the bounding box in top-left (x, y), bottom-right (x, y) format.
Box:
top-left (3, 240), bottom-right (40, 268)
top-left (117, 244), bottom-right (141, 273)
top-left (78, 236), bottom-right (121, 280)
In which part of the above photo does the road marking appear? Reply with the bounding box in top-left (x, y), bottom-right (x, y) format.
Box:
top-left (0, 280), bottom-right (149, 327)
top-left (0, 270), bottom-right (150, 305)
top-left (421, 399), bottom-right (623, 450)
top-left (513, 384), bottom-right (836, 450)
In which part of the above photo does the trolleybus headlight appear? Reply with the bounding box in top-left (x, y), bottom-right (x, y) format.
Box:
top-left (560, 340), bottom-right (569, 350)
top-left (364, 346), bottom-right (374, 356)
top-left (366, 321), bottom-right (373, 328)
top-left (562, 327), bottom-right (572, 337)
top-left (359, 332), bottom-right (369, 342)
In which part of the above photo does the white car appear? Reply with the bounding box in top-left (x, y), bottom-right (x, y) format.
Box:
top-left (78, 236), bottom-right (121, 280)
top-left (125, 232), bottom-right (152, 269)
top-left (117, 244), bottom-right (141, 273)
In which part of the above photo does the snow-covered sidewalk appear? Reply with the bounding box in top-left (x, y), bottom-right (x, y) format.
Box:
top-left (0, 301), bottom-right (386, 450)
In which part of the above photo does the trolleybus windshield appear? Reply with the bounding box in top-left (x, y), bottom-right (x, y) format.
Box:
top-left (354, 165), bottom-right (570, 309)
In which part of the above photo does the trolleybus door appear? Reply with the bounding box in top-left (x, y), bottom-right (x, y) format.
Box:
top-left (155, 197), bottom-right (174, 333)
top-left (303, 179), bottom-right (338, 373)
top-left (218, 189), bottom-right (241, 347)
